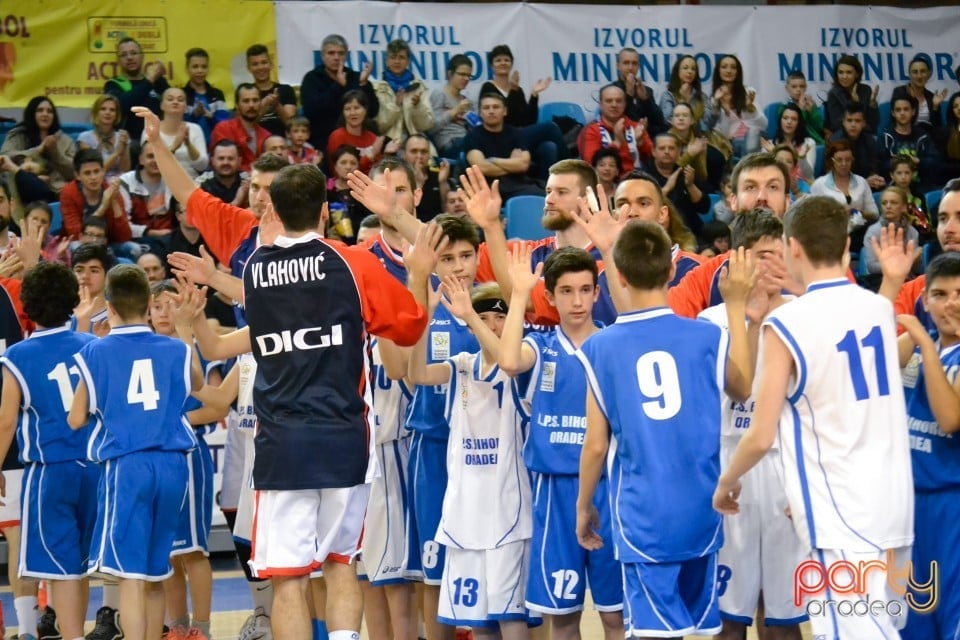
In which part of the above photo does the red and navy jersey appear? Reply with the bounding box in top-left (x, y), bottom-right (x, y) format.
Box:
top-left (242, 233), bottom-right (427, 490)
top-left (367, 233), bottom-right (407, 284)
top-left (895, 276), bottom-right (932, 336)
top-left (0, 278), bottom-right (27, 471)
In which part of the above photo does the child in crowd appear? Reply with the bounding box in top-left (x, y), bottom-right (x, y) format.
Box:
top-left (285, 117), bottom-right (322, 166)
top-left (783, 71), bottom-right (824, 144)
top-left (698, 219), bottom-right (731, 258)
top-left (182, 47), bottom-right (229, 143)
top-left (889, 156), bottom-right (932, 241)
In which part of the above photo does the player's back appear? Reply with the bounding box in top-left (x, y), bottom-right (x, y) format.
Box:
top-left (2, 327), bottom-right (95, 464)
top-left (76, 326), bottom-right (196, 462)
top-left (765, 279), bottom-right (913, 552)
top-left (577, 307), bottom-right (726, 563)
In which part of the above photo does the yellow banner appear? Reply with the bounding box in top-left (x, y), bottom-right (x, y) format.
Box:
top-left (0, 0), bottom-right (276, 109)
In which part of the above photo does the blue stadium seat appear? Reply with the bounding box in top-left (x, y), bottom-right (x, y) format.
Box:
top-left (941, 99), bottom-right (950, 125)
top-left (505, 196), bottom-right (549, 241)
top-left (873, 191), bottom-right (883, 212)
top-left (538, 102), bottom-right (586, 126)
top-left (813, 145), bottom-right (825, 177)
top-left (877, 101), bottom-right (891, 133)
top-left (764, 102), bottom-right (782, 139)
top-left (926, 189), bottom-right (942, 217)
top-left (60, 122), bottom-right (88, 142)
top-left (49, 201), bottom-right (63, 236)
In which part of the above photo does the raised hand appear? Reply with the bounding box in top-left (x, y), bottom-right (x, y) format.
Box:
top-left (718, 246), bottom-right (757, 306)
top-left (73, 284), bottom-right (103, 326)
top-left (531, 77), bottom-right (551, 96)
top-left (933, 88), bottom-right (948, 109)
top-left (335, 63), bottom-right (347, 87)
top-left (15, 215), bottom-right (43, 270)
top-left (438, 274), bottom-right (475, 321)
top-left (168, 245), bottom-right (217, 285)
top-left (438, 159), bottom-right (450, 184)
top-left (869, 223), bottom-right (918, 283)
top-left (686, 137), bottom-right (707, 157)
top-left (359, 62), bottom-right (372, 85)
top-left (132, 107), bottom-right (162, 144)
top-left (682, 165), bottom-right (695, 186)
top-left (510, 70), bottom-right (520, 89)
top-left (0, 251), bottom-right (22, 278)
top-left (348, 168), bottom-right (397, 220)
top-left (404, 221), bottom-right (449, 283)
top-left (458, 165), bottom-right (502, 231)
top-left (171, 277), bottom-right (208, 328)
top-left (507, 243), bottom-right (543, 296)
top-left (871, 84), bottom-right (880, 103)
top-left (571, 184), bottom-right (628, 255)
top-left (897, 313), bottom-right (929, 344)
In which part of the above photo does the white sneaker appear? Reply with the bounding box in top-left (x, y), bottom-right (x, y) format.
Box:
top-left (238, 606), bottom-right (272, 640)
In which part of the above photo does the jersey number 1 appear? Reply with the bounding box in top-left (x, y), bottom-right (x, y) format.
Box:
top-left (48, 362), bottom-right (81, 412)
top-left (127, 359), bottom-right (161, 411)
top-left (835, 326), bottom-right (890, 400)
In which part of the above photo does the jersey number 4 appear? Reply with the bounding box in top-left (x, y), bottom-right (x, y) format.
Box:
top-left (835, 326), bottom-right (890, 400)
top-left (127, 359), bottom-right (161, 411)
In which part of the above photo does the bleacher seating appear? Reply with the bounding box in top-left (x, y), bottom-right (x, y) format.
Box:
top-left (539, 102), bottom-right (586, 126)
top-left (505, 195), bottom-right (549, 241)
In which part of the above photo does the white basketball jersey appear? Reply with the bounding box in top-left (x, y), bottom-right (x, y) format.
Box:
top-left (436, 352), bottom-right (532, 550)
top-left (764, 279), bottom-right (913, 552)
top-left (237, 353), bottom-right (258, 440)
top-left (370, 338), bottom-right (412, 445)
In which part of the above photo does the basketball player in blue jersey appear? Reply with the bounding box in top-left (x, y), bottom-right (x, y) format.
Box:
top-left (0, 263), bottom-right (97, 640)
top-left (499, 245), bottom-right (625, 639)
top-left (149, 281), bottom-right (223, 639)
top-left (896, 254), bottom-right (960, 640)
top-left (714, 196), bottom-right (914, 640)
top-left (409, 278), bottom-right (532, 639)
top-left (71, 243), bottom-right (115, 334)
top-left (575, 221), bottom-right (756, 638)
top-left (698, 211), bottom-right (806, 639)
top-left (67, 264), bottom-right (201, 640)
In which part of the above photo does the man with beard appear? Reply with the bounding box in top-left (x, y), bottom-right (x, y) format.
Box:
top-left (197, 140), bottom-right (248, 207)
top-left (211, 83), bottom-right (271, 173)
top-left (105, 37), bottom-right (169, 143)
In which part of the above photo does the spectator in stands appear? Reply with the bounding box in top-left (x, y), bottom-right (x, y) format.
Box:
top-left (147, 87), bottom-right (208, 179)
top-left (104, 37), bottom-right (169, 143)
top-left (712, 173), bottom-right (736, 224)
top-left (373, 39), bottom-right (434, 145)
top-left (197, 140), bottom-right (248, 207)
top-left (327, 90), bottom-right (396, 175)
top-left (829, 104), bottom-right (886, 190)
top-left (761, 102), bottom-right (816, 181)
top-left (284, 117), bottom-right (322, 166)
top-left (465, 93), bottom-right (545, 202)
top-left (77, 94), bottom-right (131, 181)
top-left (698, 219), bottom-right (731, 258)
top-left (118, 141), bottom-right (175, 254)
top-left (861, 185), bottom-right (920, 279)
top-left (326, 144), bottom-right (366, 241)
top-left (445, 189), bottom-right (467, 217)
top-left (300, 34), bottom-right (378, 152)
top-left (429, 54), bottom-right (475, 159)
top-left (403, 134), bottom-right (449, 221)
top-left (579, 84), bottom-right (652, 178)
top-left (612, 47), bottom-right (668, 135)
top-left (782, 70), bottom-right (825, 144)
top-left (59, 149), bottom-right (137, 259)
top-left (667, 103), bottom-right (709, 183)
top-left (263, 136), bottom-right (288, 158)
top-left (78, 217), bottom-right (109, 248)
top-left (182, 48), bottom-right (228, 143)
top-left (646, 132), bottom-right (709, 238)
top-left (889, 156), bottom-right (932, 240)
top-left (936, 91), bottom-right (960, 183)
top-left (591, 147), bottom-right (621, 209)
top-left (210, 83), bottom-right (270, 173)
top-left (880, 95), bottom-right (935, 187)
top-left (824, 54), bottom-right (879, 135)
top-left (137, 252), bottom-right (167, 284)
top-left (480, 44), bottom-right (566, 179)
top-left (356, 214), bottom-right (381, 244)
top-left (246, 44), bottom-right (298, 138)
top-left (0, 180), bottom-right (17, 255)
top-left (659, 55), bottom-right (709, 131)
top-left (22, 200), bottom-right (70, 264)
top-left (892, 55), bottom-right (948, 134)
top-left (0, 96), bottom-right (76, 202)
top-left (772, 143), bottom-right (809, 200)
top-left (810, 140), bottom-right (879, 251)
top-left (708, 55), bottom-right (766, 162)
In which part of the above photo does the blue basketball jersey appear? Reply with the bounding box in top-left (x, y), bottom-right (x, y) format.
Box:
top-left (229, 226), bottom-right (261, 328)
top-left (523, 327), bottom-right (592, 475)
top-left (576, 307), bottom-right (727, 563)
top-left (75, 325), bottom-right (197, 462)
top-left (184, 350), bottom-right (223, 438)
top-left (368, 234), bottom-right (407, 284)
top-left (904, 342), bottom-right (960, 491)
top-left (0, 327), bottom-right (96, 464)
top-left (406, 300), bottom-right (478, 440)
top-left (69, 308), bottom-right (109, 334)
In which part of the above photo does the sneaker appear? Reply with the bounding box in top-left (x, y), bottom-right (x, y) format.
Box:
top-left (37, 606), bottom-right (61, 640)
top-left (17, 634), bottom-right (38, 640)
top-left (454, 629), bottom-right (474, 640)
top-left (85, 606), bottom-right (123, 640)
top-left (184, 629), bottom-right (209, 640)
top-left (162, 628), bottom-right (188, 640)
top-left (237, 606), bottom-right (271, 640)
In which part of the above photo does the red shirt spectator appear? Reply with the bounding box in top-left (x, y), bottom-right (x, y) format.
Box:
top-left (210, 83), bottom-right (271, 172)
top-left (579, 85), bottom-right (652, 177)
top-left (59, 179), bottom-right (132, 244)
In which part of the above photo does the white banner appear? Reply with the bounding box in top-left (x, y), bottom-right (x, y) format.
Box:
top-left (275, 3), bottom-right (959, 120)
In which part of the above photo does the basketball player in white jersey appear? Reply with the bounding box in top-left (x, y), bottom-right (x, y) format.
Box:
top-left (714, 195), bottom-right (913, 639)
top-left (698, 211), bottom-right (806, 638)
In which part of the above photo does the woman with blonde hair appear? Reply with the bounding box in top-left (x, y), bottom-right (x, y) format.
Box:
top-left (77, 94), bottom-right (130, 180)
